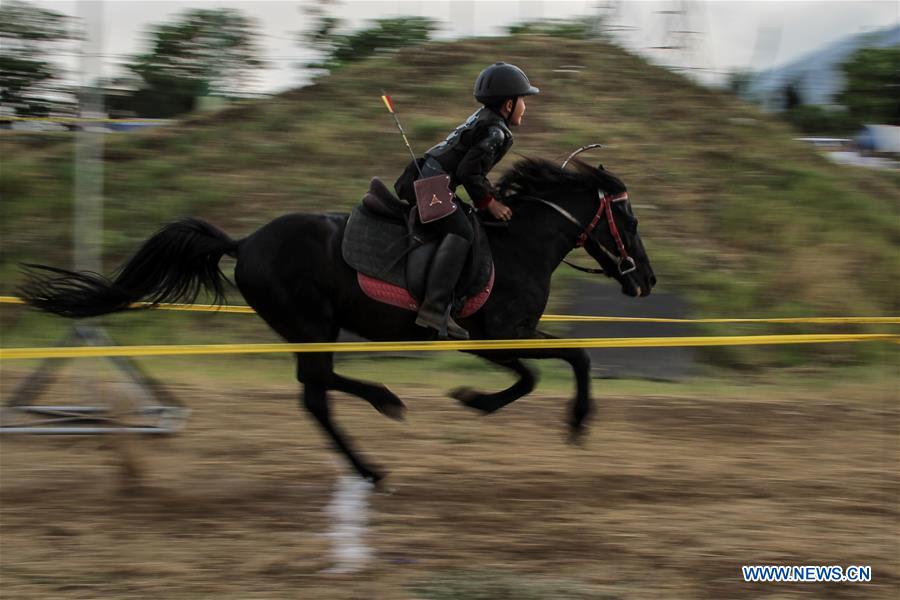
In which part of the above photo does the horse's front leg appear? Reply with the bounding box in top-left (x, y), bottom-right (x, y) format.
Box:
top-left (551, 346), bottom-right (593, 442)
top-left (533, 330), bottom-right (593, 439)
top-left (454, 332), bottom-right (594, 441)
top-left (451, 356), bottom-right (537, 414)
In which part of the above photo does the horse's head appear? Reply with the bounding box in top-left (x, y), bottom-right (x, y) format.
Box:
top-left (499, 158), bottom-right (656, 298)
top-left (573, 161), bottom-right (655, 297)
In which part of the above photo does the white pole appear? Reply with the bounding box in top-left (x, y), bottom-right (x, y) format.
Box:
top-left (74, 0), bottom-right (104, 273)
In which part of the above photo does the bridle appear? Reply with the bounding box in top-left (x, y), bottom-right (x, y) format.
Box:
top-left (522, 191), bottom-right (636, 276)
top-left (561, 143), bottom-right (635, 275)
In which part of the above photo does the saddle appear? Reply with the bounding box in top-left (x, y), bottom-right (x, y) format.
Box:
top-left (342, 177), bottom-right (494, 317)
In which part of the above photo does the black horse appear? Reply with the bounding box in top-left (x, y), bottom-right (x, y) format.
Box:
top-left (19, 158), bottom-right (655, 482)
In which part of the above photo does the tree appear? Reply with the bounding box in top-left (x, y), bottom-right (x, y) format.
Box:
top-left (0, 0), bottom-right (78, 116)
top-left (782, 104), bottom-right (856, 136)
top-left (726, 69), bottom-right (756, 99)
top-left (507, 18), bottom-right (601, 40)
top-left (301, 4), bottom-right (437, 74)
top-left (783, 81), bottom-right (802, 111)
top-left (120, 8), bottom-right (265, 118)
top-left (836, 46), bottom-right (900, 126)
top-left (302, 0), bottom-right (341, 57)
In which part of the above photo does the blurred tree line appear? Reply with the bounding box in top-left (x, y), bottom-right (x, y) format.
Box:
top-left (731, 45), bottom-right (900, 135)
top-left (0, 0), bottom-right (265, 118)
top-left (2, 0), bottom-right (895, 126)
top-left (506, 19), bottom-right (601, 39)
top-left (784, 47), bottom-right (899, 135)
top-left (0, 1), bottom-right (265, 119)
top-left (0, 0), bottom-right (79, 117)
top-left (301, 0), bottom-right (436, 75)
top-left (107, 8), bottom-right (265, 118)
top-left (0, 0), bottom-right (436, 119)
top-left (836, 46), bottom-right (900, 127)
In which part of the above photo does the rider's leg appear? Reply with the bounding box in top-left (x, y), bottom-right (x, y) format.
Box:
top-left (415, 207), bottom-right (473, 339)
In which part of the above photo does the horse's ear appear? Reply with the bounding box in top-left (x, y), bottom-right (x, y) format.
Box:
top-left (597, 163), bottom-right (605, 171)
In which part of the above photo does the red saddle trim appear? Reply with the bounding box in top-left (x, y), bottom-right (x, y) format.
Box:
top-left (357, 265), bottom-right (494, 318)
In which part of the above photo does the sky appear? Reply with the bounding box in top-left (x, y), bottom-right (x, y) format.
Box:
top-left (29, 0), bottom-right (900, 93)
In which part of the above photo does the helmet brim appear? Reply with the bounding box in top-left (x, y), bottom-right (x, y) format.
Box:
top-left (475, 86), bottom-right (540, 104)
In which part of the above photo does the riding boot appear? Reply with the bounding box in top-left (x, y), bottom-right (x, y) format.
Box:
top-left (415, 233), bottom-right (471, 340)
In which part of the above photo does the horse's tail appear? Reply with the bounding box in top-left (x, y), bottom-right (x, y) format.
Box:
top-left (18, 218), bottom-right (239, 318)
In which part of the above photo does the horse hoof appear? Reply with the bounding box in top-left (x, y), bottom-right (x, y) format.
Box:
top-left (373, 478), bottom-right (396, 496)
top-left (366, 472), bottom-right (395, 495)
top-left (567, 427), bottom-right (587, 447)
top-left (378, 402), bottom-right (406, 422)
top-left (451, 387), bottom-right (496, 415)
top-left (360, 466), bottom-right (386, 486)
top-left (450, 386), bottom-right (478, 405)
top-left (452, 387), bottom-right (495, 414)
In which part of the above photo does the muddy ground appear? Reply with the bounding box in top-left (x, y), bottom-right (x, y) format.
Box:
top-left (1, 371), bottom-right (898, 599)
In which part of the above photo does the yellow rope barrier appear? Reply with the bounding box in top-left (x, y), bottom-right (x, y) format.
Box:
top-left (1, 296), bottom-right (897, 325)
top-left (538, 315), bottom-right (900, 324)
top-left (1, 334), bottom-right (897, 361)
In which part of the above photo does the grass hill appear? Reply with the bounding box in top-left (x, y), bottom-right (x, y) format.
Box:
top-left (1, 36), bottom-right (897, 370)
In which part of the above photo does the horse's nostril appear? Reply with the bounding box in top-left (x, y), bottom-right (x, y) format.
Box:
top-left (650, 275), bottom-right (657, 287)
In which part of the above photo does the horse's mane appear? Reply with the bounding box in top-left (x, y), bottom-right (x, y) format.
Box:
top-left (497, 157), bottom-right (626, 200)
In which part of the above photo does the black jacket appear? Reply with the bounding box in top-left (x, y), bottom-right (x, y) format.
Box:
top-left (394, 106), bottom-right (512, 209)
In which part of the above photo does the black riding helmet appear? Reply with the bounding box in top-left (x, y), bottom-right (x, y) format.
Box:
top-left (473, 62), bottom-right (540, 105)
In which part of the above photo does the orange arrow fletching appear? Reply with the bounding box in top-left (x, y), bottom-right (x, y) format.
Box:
top-left (381, 94), bottom-right (395, 113)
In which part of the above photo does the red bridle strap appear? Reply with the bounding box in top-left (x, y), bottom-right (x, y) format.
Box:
top-left (576, 191), bottom-right (629, 251)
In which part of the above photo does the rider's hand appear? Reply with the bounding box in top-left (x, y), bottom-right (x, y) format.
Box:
top-left (487, 199), bottom-right (513, 221)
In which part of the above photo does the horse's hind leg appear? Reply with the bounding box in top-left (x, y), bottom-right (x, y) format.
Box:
top-left (330, 374), bottom-right (406, 421)
top-left (451, 356), bottom-right (537, 414)
top-left (297, 353), bottom-right (384, 483)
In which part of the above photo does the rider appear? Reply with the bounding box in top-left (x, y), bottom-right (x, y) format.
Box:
top-left (394, 62), bottom-right (539, 340)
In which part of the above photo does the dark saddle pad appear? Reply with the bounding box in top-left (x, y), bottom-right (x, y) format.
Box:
top-left (342, 177), bottom-right (494, 310)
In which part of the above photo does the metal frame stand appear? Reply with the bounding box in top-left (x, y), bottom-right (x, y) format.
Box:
top-left (1, 324), bottom-right (189, 434)
top-left (0, 1), bottom-right (187, 436)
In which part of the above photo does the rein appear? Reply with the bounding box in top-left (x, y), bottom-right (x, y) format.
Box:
top-left (517, 190), bottom-right (633, 276)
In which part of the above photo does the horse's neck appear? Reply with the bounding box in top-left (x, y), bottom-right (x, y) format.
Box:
top-left (488, 200), bottom-right (576, 280)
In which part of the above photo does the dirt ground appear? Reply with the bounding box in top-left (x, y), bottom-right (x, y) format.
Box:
top-left (1, 369), bottom-right (898, 599)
